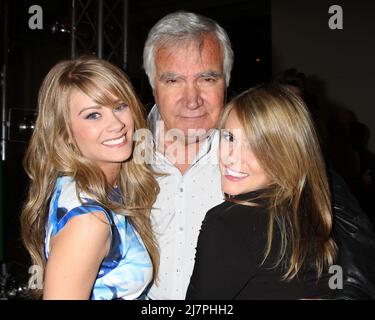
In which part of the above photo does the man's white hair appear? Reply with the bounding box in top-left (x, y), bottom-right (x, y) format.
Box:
top-left (143, 11), bottom-right (234, 89)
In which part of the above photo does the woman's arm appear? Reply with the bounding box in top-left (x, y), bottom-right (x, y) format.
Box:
top-left (43, 211), bottom-right (111, 300)
top-left (186, 211), bottom-right (256, 300)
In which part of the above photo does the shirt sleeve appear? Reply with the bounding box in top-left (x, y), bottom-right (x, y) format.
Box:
top-left (186, 208), bottom-right (258, 300)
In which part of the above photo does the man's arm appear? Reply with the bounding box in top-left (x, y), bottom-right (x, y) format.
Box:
top-left (329, 169), bottom-right (375, 299)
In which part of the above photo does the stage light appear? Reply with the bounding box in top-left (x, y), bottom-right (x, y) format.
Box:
top-left (51, 21), bottom-right (71, 34)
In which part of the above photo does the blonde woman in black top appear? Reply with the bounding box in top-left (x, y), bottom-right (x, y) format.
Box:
top-left (186, 85), bottom-right (337, 299)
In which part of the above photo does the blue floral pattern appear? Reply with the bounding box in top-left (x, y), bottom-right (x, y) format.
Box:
top-left (44, 176), bottom-right (153, 300)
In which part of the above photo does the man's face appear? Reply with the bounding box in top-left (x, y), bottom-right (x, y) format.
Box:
top-left (153, 34), bottom-right (226, 141)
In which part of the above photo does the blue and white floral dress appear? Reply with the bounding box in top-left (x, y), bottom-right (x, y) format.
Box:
top-left (44, 176), bottom-right (153, 300)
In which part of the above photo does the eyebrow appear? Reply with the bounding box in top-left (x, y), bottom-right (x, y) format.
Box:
top-left (77, 100), bottom-right (123, 115)
top-left (199, 71), bottom-right (223, 78)
top-left (159, 70), bottom-right (223, 81)
top-left (159, 73), bottom-right (180, 81)
top-left (78, 106), bottom-right (101, 115)
top-left (222, 129), bottom-right (234, 136)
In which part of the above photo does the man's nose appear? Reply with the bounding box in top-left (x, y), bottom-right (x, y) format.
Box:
top-left (184, 83), bottom-right (203, 110)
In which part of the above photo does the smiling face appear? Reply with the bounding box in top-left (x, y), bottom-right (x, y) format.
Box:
top-left (153, 34), bottom-right (226, 141)
top-left (219, 110), bottom-right (269, 196)
top-left (68, 89), bottom-right (134, 181)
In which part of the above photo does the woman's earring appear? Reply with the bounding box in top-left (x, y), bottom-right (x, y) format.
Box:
top-left (223, 192), bottom-right (233, 199)
top-left (68, 142), bottom-right (75, 151)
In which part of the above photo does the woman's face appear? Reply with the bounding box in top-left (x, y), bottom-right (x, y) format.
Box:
top-left (219, 110), bottom-right (269, 196)
top-left (68, 89), bottom-right (134, 181)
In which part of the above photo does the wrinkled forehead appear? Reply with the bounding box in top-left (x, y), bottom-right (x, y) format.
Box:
top-left (156, 33), bottom-right (223, 63)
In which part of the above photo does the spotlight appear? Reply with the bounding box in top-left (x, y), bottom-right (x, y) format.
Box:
top-left (51, 21), bottom-right (71, 34)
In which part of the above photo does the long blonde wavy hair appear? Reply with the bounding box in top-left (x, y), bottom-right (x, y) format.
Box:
top-left (220, 84), bottom-right (337, 280)
top-left (20, 58), bottom-right (160, 293)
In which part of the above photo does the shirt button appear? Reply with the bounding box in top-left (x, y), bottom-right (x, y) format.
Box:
top-left (179, 227), bottom-right (184, 231)
top-left (180, 187), bottom-right (183, 192)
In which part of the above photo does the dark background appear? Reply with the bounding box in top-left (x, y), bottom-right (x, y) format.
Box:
top-left (0, 0), bottom-right (271, 275)
top-left (1, 0), bottom-right (374, 294)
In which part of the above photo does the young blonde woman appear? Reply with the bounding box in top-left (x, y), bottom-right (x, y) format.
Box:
top-left (21, 57), bottom-right (159, 300)
top-left (186, 84), bottom-right (337, 299)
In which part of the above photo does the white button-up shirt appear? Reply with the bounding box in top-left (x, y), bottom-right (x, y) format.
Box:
top-left (147, 105), bottom-right (224, 300)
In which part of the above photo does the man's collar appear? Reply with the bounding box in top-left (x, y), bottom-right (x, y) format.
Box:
top-left (147, 104), bottom-right (161, 138)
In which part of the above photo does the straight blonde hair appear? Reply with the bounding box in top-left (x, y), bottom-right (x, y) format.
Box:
top-left (21, 58), bottom-right (159, 297)
top-left (220, 84), bottom-right (337, 279)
